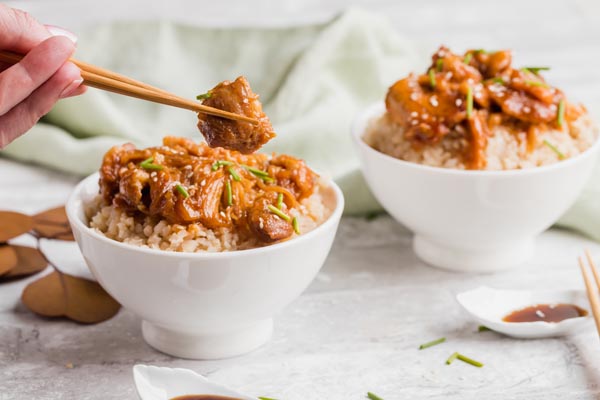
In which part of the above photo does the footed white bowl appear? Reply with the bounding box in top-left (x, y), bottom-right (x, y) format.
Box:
top-left (352, 102), bottom-right (600, 272)
top-left (66, 172), bottom-right (343, 359)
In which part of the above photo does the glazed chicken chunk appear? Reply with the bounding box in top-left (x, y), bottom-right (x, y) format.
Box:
top-left (197, 76), bottom-right (276, 154)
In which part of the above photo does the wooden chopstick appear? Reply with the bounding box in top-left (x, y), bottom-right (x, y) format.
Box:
top-left (0, 50), bottom-right (258, 125)
top-left (578, 250), bottom-right (600, 337)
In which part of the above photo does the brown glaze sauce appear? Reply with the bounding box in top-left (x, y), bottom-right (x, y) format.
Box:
top-left (170, 396), bottom-right (241, 400)
top-left (502, 303), bottom-right (587, 323)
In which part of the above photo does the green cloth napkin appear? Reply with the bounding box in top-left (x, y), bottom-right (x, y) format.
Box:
top-left (2, 8), bottom-right (599, 240)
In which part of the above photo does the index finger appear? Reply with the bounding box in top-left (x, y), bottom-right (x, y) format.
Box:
top-left (0, 4), bottom-right (51, 53)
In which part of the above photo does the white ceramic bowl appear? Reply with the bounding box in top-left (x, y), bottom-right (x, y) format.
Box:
top-left (352, 102), bottom-right (600, 272)
top-left (66, 173), bottom-right (344, 359)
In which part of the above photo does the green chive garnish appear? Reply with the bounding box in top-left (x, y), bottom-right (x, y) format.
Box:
top-left (225, 180), bottom-right (233, 206)
top-left (276, 193), bottom-right (284, 209)
top-left (242, 164), bottom-right (273, 182)
top-left (367, 392), bottom-right (384, 400)
top-left (474, 49), bottom-right (487, 54)
top-left (211, 160), bottom-right (234, 171)
top-left (267, 205), bottom-right (291, 221)
top-left (522, 66), bottom-right (550, 74)
top-left (436, 58), bottom-right (444, 71)
top-left (419, 337), bottom-right (446, 350)
top-left (557, 99), bottom-right (565, 128)
top-left (446, 352), bottom-right (459, 365)
top-left (175, 184), bottom-right (189, 198)
top-left (140, 157), bottom-right (163, 171)
top-left (466, 86), bottom-right (473, 119)
top-left (487, 77), bottom-right (505, 85)
top-left (478, 325), bottom-right (491, 332)
top-left (456, 353), bottom-right (484, 368)
top-left (525, 80), bottom-right (549, 88)
top-left (242, 164), bottom-right (269, 177)
top-left (463, 53), bottom-right (473, 64)
top-left (258, 397), bottom-right (277, 400)
top-left (196, 92), bottom-right (212, 101)
top-left (292, 217), bottom-right (300, 234)
top-left (543, 140), bottom-right (565, 159)
top-left (428, 69), bottom-right (436, 89)
top-left (228, 166), bottom-right (241, 181)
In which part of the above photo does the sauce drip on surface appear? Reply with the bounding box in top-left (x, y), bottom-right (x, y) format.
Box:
top-left (170, 395), bottom-right (242, 400)
top-left (502, 303), bottom-right (587, 323)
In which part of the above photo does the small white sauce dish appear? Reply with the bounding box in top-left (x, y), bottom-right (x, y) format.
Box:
top-left (66, 172), bottom-right (344, 360)
top-left (351, 102), bottom-right (600, 272)
top-left (456, 286), bottom-right (592, 338)
top-left (133, 364), bottom-right (255, 400)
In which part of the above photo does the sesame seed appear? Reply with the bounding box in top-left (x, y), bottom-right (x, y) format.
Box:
top-left (410, 111), bottom-right (418, 118)
top-left (220, 211), bottom-right (226, 218)
top-left (422, 113), bottom-right (429, 120)
top-left (411, 120), bottom-right (418, 126)
top-left (410, 93), bottom-right (418, 101)
top-left (535, 310), bottom-right (546, 318)
top-left (523, 106), bottom-right (531, 113)
top-left (429, 96), bottom-right (439, 107)
top-left (200, 180), bottom-right (206, 186)
top-left (455, 99), bottom-right (463, 106)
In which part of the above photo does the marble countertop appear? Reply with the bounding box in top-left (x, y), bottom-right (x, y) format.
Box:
top-left (2, 158), bottom-right (600, 400)
top-left (3, 0), bottom-right (600, 398)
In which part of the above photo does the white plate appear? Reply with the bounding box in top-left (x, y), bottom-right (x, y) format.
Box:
top-left (456, 286), bottom-right (592, 338)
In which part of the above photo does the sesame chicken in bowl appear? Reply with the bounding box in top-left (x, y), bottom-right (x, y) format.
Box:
top-left (365, 46), bottom-right (597, 170)
top-left (353, 46), bottom-right (600, 272)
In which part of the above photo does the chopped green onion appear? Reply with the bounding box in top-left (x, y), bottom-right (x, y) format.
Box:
top-left (446, 352), bottom-right (459, 365)
top-left (473, 49), bottom-right (487, 54)
top-left (466, 86), bottom-right (473, 119)
top-left (276, 193), bottom-right (284, 209)
top-left (267, 205), bottom-right (291, 221)
top-left (487, 77), bottom-right (505, 85)
top-left (258, 397), bottom-right (277, 400)
top-left (419, 337), bottom-right (446, 350)
top-left (196, 92), bottom-right (212, 101)
top-left (292, 217), bottom-right (300, 234)
top-left (211, 160), bottom-right (234, 171)
top-left (457, 353), bottom-right (484, 368)
top-left (140, 157), bottom-right (163, 171)
top-left (225, 180), bottom-right (233, 206)
top-left (543, 139), bottom-right (565, 159)
top-left (175, 184), bottom-right (189, 198)
top-left (522, 66), bottom-right (550, 74)
top-left (242, 164), bottom-right (273, 182)
top-left (367, 392), bottom-right (384, 400)
top-left (436, 58), bottom-right (444, 71)
top-left (478, 325), bottom-right (491, 332)
top-left (463, 53), bottom-right (473, 64)
top-left (557, 99), bottom-right (565, 128)
top-left (428, 69), bottom-right (436, 89)
top-left (525, 80), bottom-right (549, 88)
top-left (227, 166), bottom-right (241, 181)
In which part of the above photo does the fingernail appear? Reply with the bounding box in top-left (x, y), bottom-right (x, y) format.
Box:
top-left (46, 25), bottom-right (78, 43)
top-left (60, 78), bottom-right (84, 99)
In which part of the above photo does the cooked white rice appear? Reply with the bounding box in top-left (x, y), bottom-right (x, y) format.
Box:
top-left (87, 180), bottom-right (332, 252)
top-left (365, 112), bottom-right (598, 170)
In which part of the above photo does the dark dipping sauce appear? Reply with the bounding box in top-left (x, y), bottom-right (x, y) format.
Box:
top-left (170, 396), bottom-right (241, 400)
top-left (503, 303), bottom-right (588, 323)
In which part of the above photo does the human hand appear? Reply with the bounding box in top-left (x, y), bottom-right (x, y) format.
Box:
top-left (0, 4), bottom-right (86, 149)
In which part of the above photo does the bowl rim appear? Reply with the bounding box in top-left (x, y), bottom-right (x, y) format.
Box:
top-left (66, 172), bottom-right (344, 259)
top-left (352, 101), bottom-right (600, 177)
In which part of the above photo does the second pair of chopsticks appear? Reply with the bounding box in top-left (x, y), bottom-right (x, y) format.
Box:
top-left (0, 50), bottom-right (258, 125)
top-left (579, 250), bottom-right (600, 336)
